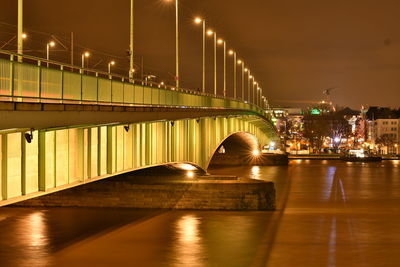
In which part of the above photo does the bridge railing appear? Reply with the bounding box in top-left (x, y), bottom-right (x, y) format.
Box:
top-left (0, 49), bottom-right (266, 115)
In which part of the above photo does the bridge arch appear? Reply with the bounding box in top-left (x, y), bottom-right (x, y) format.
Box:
top-left (206, 131), bottom-right (260, 169)
top-left (0, 115), bottom-right (278, 205)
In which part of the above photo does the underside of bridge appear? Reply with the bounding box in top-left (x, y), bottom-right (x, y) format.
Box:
top-left (208, 132), bottom-right (259, 165)
top-left (0, 114), bottom-right (278, 206)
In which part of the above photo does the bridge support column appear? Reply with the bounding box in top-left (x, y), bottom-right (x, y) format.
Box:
top-left (1, 133), bottom-right (22, 200)
top-left (106, 126), bottom-right (115, 174)
top-left (84, 128), bottom-right (91, 180)
top-left (1, 134), bottom-right (6, 200)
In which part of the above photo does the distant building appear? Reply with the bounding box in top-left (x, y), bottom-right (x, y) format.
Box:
top-left (365, 107), bottom-right (400, 154)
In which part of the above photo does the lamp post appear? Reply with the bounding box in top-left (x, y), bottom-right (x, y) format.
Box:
top-left (194, 17), bottom-right (206, 93)
top-left (129, 0), bottom-right (134, 81)
top-left (218, 39), bottom-right (227, 97)
top-left (253, 81), bottom-right (258, 105)
top-left (249, 75), bottom-right (253, 104)
top-left (18, 0), bottom-right (23, 62)
top-left (228, 50), bottom-right (237, 99)
top-left (237, 60), bottom-right (244, 100)
top-left (166, 0), bottom-right (179, 88)
top-left (81, 52), bottom-right (90, 69)
top-left (175, 0), bottom-right (179, 89)
top-left (46, 41), bottom-right (55, 67)
top-left (108, 61), bottom-right (115, 75)
top-left (207, 29), bottom-right (217, 96)
top-left (244, 68), bottom-right (248, 102)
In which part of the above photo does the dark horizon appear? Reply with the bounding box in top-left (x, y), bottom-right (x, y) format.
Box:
top-left (1, 0), bottom-right (400, 109)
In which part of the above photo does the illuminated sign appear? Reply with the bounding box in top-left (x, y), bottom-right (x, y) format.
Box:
top-left (311, 109), bottom-right (321, 115)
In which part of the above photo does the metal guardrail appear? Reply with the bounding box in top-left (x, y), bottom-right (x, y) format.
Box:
top-left (0, 49), bottom-right (268, 116)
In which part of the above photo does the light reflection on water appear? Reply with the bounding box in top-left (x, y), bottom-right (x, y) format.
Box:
top-left (173, 214), bottom-right (203, 267)
top-left (251, 166), bottom-right (261, 179)
top-left (26, 212), bottom-right (48, 248)
top-left (14, 211), bottom-right (49, 267)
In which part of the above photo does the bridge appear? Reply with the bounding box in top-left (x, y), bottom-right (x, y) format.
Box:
top-left (0, 49), bottom-right (279, 206)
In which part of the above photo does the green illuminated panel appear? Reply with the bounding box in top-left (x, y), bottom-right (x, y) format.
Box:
top-left (98, 79), bottom-right (111, 102)
top-left (124, 84), bottom-right (134, 104)
top-left (63, 72), bottom-right (81, 100)
top-left (112, 81), bottom-right (124, 103)
top-left (82, 76), bottom-right (97, 101)
top-left (13, 63), bottom-right (38, 98)
top-left (6, 133), bottom-right (22, 199)
top-left (0, 59), bottom-right (11, 97)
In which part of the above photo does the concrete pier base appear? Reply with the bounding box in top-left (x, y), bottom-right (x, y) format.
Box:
top-left (13, 175), bottom-right (275, 211)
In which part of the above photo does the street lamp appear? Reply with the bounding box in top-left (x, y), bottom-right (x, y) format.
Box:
top-left (166, 0), bottom-right (179, 89)
top-left (237, 60), bottom-right (245, 100)
top-left (218, 39), bottom-right (227, 97)
top-left (129, 0), bottom-right (134, 81)
top-left (244, 68), bottom-right (249, 102)
top-left (108, 60), bottom-right (115, 75)
top-left (207, 29), bottom-right (217, 96)
top-left (194, 17), bottom-right (206, 93)
top-left (46, 41), bottom-right (55, 67)
top-left (18, 0), bottom-right (23, 62)
top-left (228, 50), bottom-right (237, 99)
top-left (249, 75), bottom-right (253, 104)
top-left (253, 81), bottom-right (257, 104)
top-left (81, 51), bottom-right (90, 69)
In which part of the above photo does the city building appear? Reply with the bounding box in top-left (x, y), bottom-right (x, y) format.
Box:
top-left (365, 107), bottom-right (400, 154)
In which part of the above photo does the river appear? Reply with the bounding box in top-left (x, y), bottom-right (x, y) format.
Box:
top-left (0, 160), bottom-right (399, 266)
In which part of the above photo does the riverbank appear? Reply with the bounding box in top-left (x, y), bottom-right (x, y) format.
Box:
top-left (289, 154), bottom-right (400, 160)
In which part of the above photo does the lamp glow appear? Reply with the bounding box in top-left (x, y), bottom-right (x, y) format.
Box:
top-left (187, 171), bottom-right (195, 178)
top-left (194, 17), bottom-right (202, 24)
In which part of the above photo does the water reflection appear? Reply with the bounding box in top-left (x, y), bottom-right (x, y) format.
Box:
top-left (174, 214), bottom-right (203, 267)
top-left (26, 212), bottom-right (48, 248)
top-left (251, 166), bottom-right (261, 179)
top-left (2, 161), bottom-right (400, 266)
top-left (16, 211), bottom-right (49, 267)
top-left (324, 167), bottom-right (337, 200)
top-left (328, 217), bottom-right (337, 267)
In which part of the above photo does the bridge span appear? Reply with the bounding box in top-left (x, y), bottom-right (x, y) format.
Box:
top-left (0, 50), bottom-right (279, 206)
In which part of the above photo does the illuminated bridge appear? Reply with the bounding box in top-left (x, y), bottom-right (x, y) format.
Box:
top-left (0, 50), bottom-right (278, 206)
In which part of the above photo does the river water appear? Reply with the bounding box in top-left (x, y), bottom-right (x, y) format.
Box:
top-left (0, 160), bottom-right (399, 267)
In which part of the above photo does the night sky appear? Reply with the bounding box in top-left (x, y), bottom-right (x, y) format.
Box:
top-left (1, 0), bottom-right (400, 108)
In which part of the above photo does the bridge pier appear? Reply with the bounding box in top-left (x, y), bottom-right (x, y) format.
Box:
top-left (12, 172), bottom-right (275, 211)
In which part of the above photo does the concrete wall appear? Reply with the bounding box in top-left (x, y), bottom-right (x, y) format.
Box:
top-left (210, 154), bottom-right (288, 166)
top-left (13, 176), bottom-right (276, 211)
